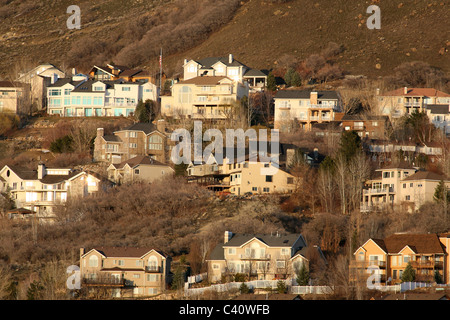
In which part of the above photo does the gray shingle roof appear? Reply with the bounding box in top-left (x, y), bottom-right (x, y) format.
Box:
top-left (426, 104), bottom-right (449, 114)
top-left (275, 90), bottom-right (340, 100)
top-left (120, 122), bottom-right (158, 135)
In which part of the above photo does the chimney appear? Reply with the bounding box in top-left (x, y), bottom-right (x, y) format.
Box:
top-left (404, 87), bottom-right (408, 95)
top-left (376, 88), bottom-right (380, 96)
top-left (184, 59), bottom-right (188, 65)
top-left (80, 247), bottom-right (85, 257)
top-left (51, 73), bottom-right (58, 84)
top-left (314, 148), bottom-right (318, 160)
top-left (310, 91), bottom-right (318, 105)
top-left (97, 128), bottom-right (104, 138)
top-left (37, 163), bottom-right (46, 180)
top-left (157, 119), bottom-right (166, 133)
top-left (229, 54), bottom-right (233, 64)
top-left (72, 67), bottom-right (77, 75)
top-left (224, 231), bottom-right (233, 244)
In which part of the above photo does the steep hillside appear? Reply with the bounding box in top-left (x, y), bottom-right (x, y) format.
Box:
top-left (0, 0), bottom-right (448, 79)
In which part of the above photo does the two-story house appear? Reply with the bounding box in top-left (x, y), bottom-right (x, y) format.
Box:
top-left (274, 90), bottom-right (341, 132)
top-left (0, 163), bottom-right (110, 219)
top-left (93, 121), bottom-right (169, 164)
top-left (377, 87), bottom-right (450, 119)
top-left (107, 155), bottom-right (174, 185)
top-left (426, 104), bottom-right (450, 137)
top-left (350, 232), bottom-right (450, 285)
top-left (88, 64), bottom-right (163, 85)
top-left (361, 163), bottom-right (449, 212)
top-left (337, 113), bottom-right (391, 139)
top-left (207, 231), bottom-right (317, 283)
top-left (47, 76), bottom-right (158, 117)
top-left (79, 246), bottom-right (171, 298)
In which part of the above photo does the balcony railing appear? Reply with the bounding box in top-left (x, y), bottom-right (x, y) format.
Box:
top-left (145, 266), bottom-right (162, 273)
top-left (350, 260), bottom-right (387, 269)
top-left (363, 187), bottom-right (394, 194)
top-left (82, 275), bottom-right (126, 287)
top-left (240, 253), bottom-right (271, 260)
top-left (410, 260), bottom-right (444, 269)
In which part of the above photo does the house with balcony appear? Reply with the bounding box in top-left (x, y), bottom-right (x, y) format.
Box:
top-left (361, 162), bottom-right (449, 212)
top-left (377, 87), bottom-right (450, 119)
top-left (46, 76), bottom-right (158, 117)
top-left (274, 90), bottom-right (341, 132)
top-left (79, 246), bottom-right (171, 298)
top-left (350, 233), bottom-right (450, 285)
top-left (207, 231), bottom-right (321, 283)
top-left (0, 163), bottom-right (110, 220)
top-left (426, 104), bottom-right (450, 137)
top-left (338, 113), bottom-right (391, 139)
top-left (88, 64), bottom-right (164, 85)
top-left (93, 121), bottom-right (170, 164)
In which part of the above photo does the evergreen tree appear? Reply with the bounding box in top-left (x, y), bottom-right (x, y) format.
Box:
top-left (276, 280), bottom-right (287, 293)
top-left (401, 262), bottom-right (415, 282)
top-left (135, 99), bottom-right (150, 123)
top-left (338, 130), bottom-right (362, 162)
top-left (239, 282), bottom-right (250, 294)
top-left (434, 180), bottom-right (450, 203)
top-left (295, 263), bottom-right (310, 286)
top-left (434, 270), bottom-right (443, 284)
top-left (284, 68), bottom-right (301, 87)
top-left (267, 72), bottom-right (277, 91)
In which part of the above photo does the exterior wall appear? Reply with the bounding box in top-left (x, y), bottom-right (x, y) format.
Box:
top-left (80, 249), bottom-right (170, 297)
top-left (274, 97), bottom-right (339, 132)
top-left (108, 164), bottom-right (174, 184)
top-left (0, 84), bottom-right (29, 114)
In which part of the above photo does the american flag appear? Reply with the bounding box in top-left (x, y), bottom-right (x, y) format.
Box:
top-left (159, 55), bottom-right (162, 68)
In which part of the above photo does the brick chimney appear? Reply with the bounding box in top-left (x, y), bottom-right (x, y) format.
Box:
top-left (310, 91), bottom-right (318, 105)
top-left (224, 231), bottom-right (233, 244)
top-left (37, 163), bottom-right (46, 180)
top-left (157, 119), bottom-right (166, 133)
top-left (80, 247), bottom-right (85, 257)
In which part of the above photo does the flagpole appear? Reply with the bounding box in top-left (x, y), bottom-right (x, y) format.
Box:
top-left (159, 48), bottom-right (163, 93)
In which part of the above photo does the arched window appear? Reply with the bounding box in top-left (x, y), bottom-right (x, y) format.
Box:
top-left (178, 86), bottom-right (192, 104)
top-left (148, 256), bottom-right (158, 271)
top-left (89, 255), bottom-right (99, 267)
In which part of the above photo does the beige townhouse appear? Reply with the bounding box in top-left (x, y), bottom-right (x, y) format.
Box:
top-left (361, 162), bottom-right (449, 212)
top-left (425, 104), bottom-right (450, 137)
top-left (350, 232), bottom-right (450, 285)
top-left (274, 90), bottom-right (341, 132)
top-left (377, 87), bottom-right (450, 119)
top-left (94, 121), bottom-right (169, 164)
top-left (79, 246), bottom-right (171, 298)
top-left (107, 155), bottom-right (174, 185)
top-left (0, 163), bottom-right (110, 220)
top-left (207, 231), bottom-right (321, 283)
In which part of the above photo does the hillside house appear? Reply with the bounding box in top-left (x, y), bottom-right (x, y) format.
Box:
top-left (361, 162), bottom-right (449, 212)
top-left (107, 155), bottom-right (174, 184)
top-left (206, 231), bottom-right (323, 283)
top-left (377, 87), bottom-right (450, 119)
top-left (425, 104), bottom-right (450, 137)
top-left (79, 246), bottom-right (171, 298)
top-left (274, 90), bottom-right (341, 132)
top-left (350, 233), bottom-right (450, 285)
top-left (46, 76), bottom-right (158, 117)
top-left (0, 81), bottom-right (31, 115)
top-left (93, 121), bottom-right (169, 164)
top-left (0, 163), bottom-right (111, 220)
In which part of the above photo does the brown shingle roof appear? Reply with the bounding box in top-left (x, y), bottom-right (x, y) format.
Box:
top-left (402, 170), bottom-right (447, 182)
top-left (181, 76), bottom-right (230, 85)
top-left (114, 155), bottom-right (168, 169)
top-left (382, 233), bottom-right (446, 254)
top-left (383, 88), bottom-right (450, 97)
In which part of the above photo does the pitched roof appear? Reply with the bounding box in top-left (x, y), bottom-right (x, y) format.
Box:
top-left (377, 161), bottom-right (417, 170)
top-left (88, 246), bottom-right (168, 258)
top-left (102, 134), bottom-right (122, 142)
top-left (47, 78), bottom-right (84, 88)
top-left (382, 88), bottom-right (450, 97)
top-left (275, 90), bottom-right (340, 100)
top-left (381, 233), bottom-right (446, 254)
top-left (243, 69), bottom-right (268, 77)
top-left (402, 170), bottom-right (447, 182)
top-left (234, 294), bottom-right (302, 300)
top-left (120, 122), bottom-right (158, 135)
top-left (341, 114), bottom-right (389, 121)
top-left (378, 293), bottom-right (448, 301)
top-left (0, 81), bottom-right (29, 88)
top-left (181, 76), bottom-right (230, 86)
top-left (112, 155), bottom-right (169, 169)
top-left (196, 56), bottom-right (247, 68)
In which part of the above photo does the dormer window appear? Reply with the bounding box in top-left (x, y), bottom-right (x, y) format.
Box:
top-left (94, 86), bottom-right (103, 91)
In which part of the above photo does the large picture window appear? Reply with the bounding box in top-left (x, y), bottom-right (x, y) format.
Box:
top-left (178, 86), bottom-right (192, 104)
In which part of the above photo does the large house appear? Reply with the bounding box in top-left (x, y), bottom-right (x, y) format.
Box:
top-left (0, 163), bottom-right (110, 219)
top-left (88, 64), bottom-right (164, 85)
top-left (361, 162), bottom-right (450, 212)
top-left (46, 75), bottom-right (158, 117)
top-left (79, 246), bottom-right (171, 298)
top-left (16, 63), bottom-right (66, 112)
top-left (425, 104), bottom-right (450, 137)
top-left (107, 155), bottom-right (174, 184)
top-left (0, 81), bottom-right (31, 115)
top-left (206, 231), bottom-right (320, 283)
top-left (337, 113), bottom-right (391, 139)
top-left (350, 232), bottom-right (450, 285)
top-left (160, 54), bottom-right (266, 119)
top-left (377, 87), bottom-right (450, 118)
top-left (93, 121), bottom-right (169, 164)
top-left (274, 90), bottom-right (341, 132)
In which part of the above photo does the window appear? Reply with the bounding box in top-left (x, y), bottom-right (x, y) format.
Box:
top-left (93, 97), bottom-right (103, 106)
top-left (122, 87), bottom-right (131, 91)
top-left (228, 68), bottom-right (239, 76)
top-left (148, 288), bottom-right (158, 295)
top-left (82, 96), bottom-right (92, 105)
top-left (265, 175), bottom-right (273, 182)
top-left (405, 195), bottom-right (410, 201)
top-left (227, 248), bottom-right (236, 255)
top-left (403, 255), bottom-right (410, 264)
top-left (88, 255), bottom-right (98, 267)
top-left (252, 187), bottom-right (257, 192)
top-left (403, 184), bottom-right (406, 189)
top-left (287, 177), bottom-right (294, 184)
top-left (178, 86), bottom-right (192, 104)
top-left (393, 270), bottom-right (397, 279)
top-left (135, 169), bottom-right (140, 175)
top-left (147, 274), bottom-right (158, 282)
top-left (213, 264), bottom-right (220, 269)
top-left (263, 187), bottom-right (270, 192)
top-left (49, 89), bottom-right (61, 96)
top-left (410, 183), bottom-right (413, 187)
top-left (129, 143), bottom-right (137, 148)
top-left (133, 274), bottom-right (140, 279)
top-left (276, 260), bottom-right (285, 269)
top-left (281, 248), bottom-right (290, 255)
top-left (418, 184), bottom-right (422, 188)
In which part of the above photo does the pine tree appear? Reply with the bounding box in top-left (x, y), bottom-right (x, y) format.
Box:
top-left (434, 180), bottom-right (449, 203)
top-left (401, 262), bottom-right (415, 282)
top-left (296, 263), bottom-right (310, 286)
top-left (267, 72), bottom-right (277, 91)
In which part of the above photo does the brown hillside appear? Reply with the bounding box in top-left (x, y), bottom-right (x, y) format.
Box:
top-left (0, 0), bottom-right (448, 79)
